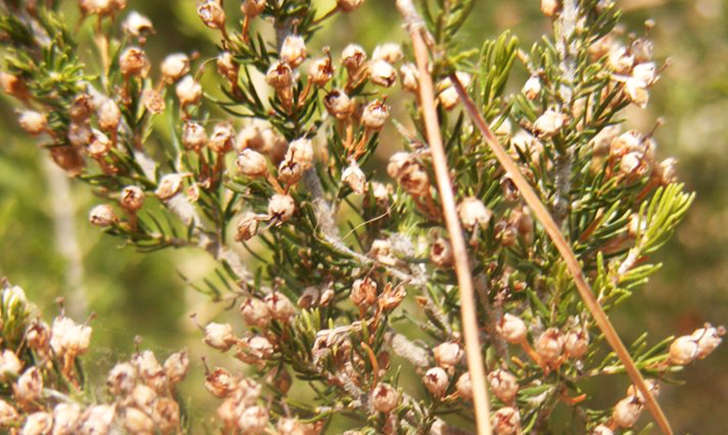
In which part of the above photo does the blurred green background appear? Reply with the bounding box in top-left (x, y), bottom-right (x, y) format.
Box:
top-left (0, 0), bottom-right (726, 432)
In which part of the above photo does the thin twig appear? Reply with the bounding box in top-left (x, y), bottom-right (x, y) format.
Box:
top-left (450, 74), bottom-right (673, 435)
top-left (396, 1), bottom-right (493, 434)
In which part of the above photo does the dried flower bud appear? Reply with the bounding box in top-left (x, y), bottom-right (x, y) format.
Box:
top-left (119, 46), bottom-right (150, 77)
top-left (107, 362), bottom-right (136, 395)
top-left (456, 372), bottom-right (472, 400)
top-left (120, 185), bottom-right (145, 212)
top-left (592, 424), bottom-right (614, 435)
top-left (264, 292), bottom-right (296, 322)
top-left (204, 322), bottom-right (237, 351)
top-left (123, 407), bottom-right (154, 433)
top-left (14, 367), bottom-right (43, 402)
top-left (373, 43), bottom-right (403, 64)
top-left (197, 0), bottom-right (226, 29)
top-left (624, 78), bottom-right (649, 109)
top-left (535, 327), bottom-right (564, 364)
top-left (240, 297), bottom-right (270, 328)
top-left (433, 342), bottom-right (463, 370)
top-left (266, 61), bottom-right (293, 89)
top-left (626, 379), bottom-right (661, 404)
top-left (52, 402), bottom-right (82, 435)
top-left (437, 72), bottom-right (471, 110)
top-left (181, 121), bottom-right (207, 151)
top-left (23, 412), bottom-right (53, 434)
top-left (238, 405), bottom-right (269, 433)
top-left (372, 383), bottom-right (399, 413)
top-left (632, 62), bottom-right (658, 86)
top-left (350, 277), bottom-right (377, 308)
top-left (155, 173), bottom-right (187, 200)
top-left (164, 350), bottom-right (189, 384)
top-left (308, 55), bottom-right (333, 86)
top-left (337, 0), bottom-right (364, 12)
top-left (540, 0), bottom-right (560, 16)
top-left (337, 161), bottom-right (366, 195)
top-left (236, 149), bottom-right (269, 178)
top-left (608, 45), bottom-right (635, 74)
top-left (653, 157), bottom-right (677, 185)
top-left (26, 321), bottom-right (50, 353)
top-left (430, 237), bottom-right (453, 267)
top-left (488, 369), bottom-right (519, 403)
top-left (0, 72), bottom-right (27, 99)
top-left (161, 53), bottom-right (190, 83)
top-left (533, 108), bottom-right (567, 137)
top-left (612, 396), bottom-right (643, 428)
top-left (342, 44), bottom-right (367, 74)
top-left (277, 418), bottom-right (315, 435)
top-left (18, 110), bottom-right (47, 135)
top-left (285, 138), bottom-right (314, 170)
top-left (207, 122), bottom-right (234, 153)
top-left (122, 11), bottom-right (154, 39)
top-left (281, 35), bottom-right (306, 68)
top-left (176, 75), bottom-right (202, 107)
top-left (87, 129), bottom-right (112, 158)
top-left (361, 99), bottom-right (390, 130)
top-left (492, 407), bottom-right (521, 435)
top-left (133, 350), bottom-right (165, 387)
top-left (369, 60), bottom-right (396, 87)
top-left (320, 288), bottom-right (335, 306)
top-left (77, 405), bottom-right (116, 435)
top-left (131, 383), bottom-right (156, 409)
top-left (89, 204), bottom-right (118, 227)
top-left (97, 98), bottom-right (121, 132)
top-left (497, 313), bottom-right (527, 343)
top-left (205, 367), bottom-right (237, 398)
top-left (0, 350), bottom-right (22, 380)
top-left (631, 38), bottom-right (654, 63)
top-left (141, 88), bottom-right (165, 114)
top-left (691, 324), bottom-right (725, 359)
top-left (457, 197), bottom-right (493, 230)
top-left (423, 367), bottom-right (449, 398)
top-left (268, 194), bottom-right (295, 224)
top-left (216, 51), bottom-right (238, 82)
top-left (399, 62), bottom-right (419, 92)
top-left (241, 0), bottom-right (266, 17)
top-left (154, 397), bottom-right (181, 432)
top-left (564, 328), bottom-right (589, 359)
top-left (522, 75), bottom-right (542, 100)
top-left (324, 89), bottom-right (354, 120)
top-left (238, 335), bottom-right (275, 363)
top-left (68, 122), bottom-right (92, 146)
top-left (235, 212), bottom-right (260, 242)
top-left (0, 399), bottom-right (18, 425)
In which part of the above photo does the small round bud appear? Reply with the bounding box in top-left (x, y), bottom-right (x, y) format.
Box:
top-left (626, 379), bottom-right (661, 404)
top-left (87, 129), bottom-right (111, 158)
top-left (457, 197), bottom-right (493, 230)
top-left (217, 51), bottom-right (238, 82)
top-left (241, 0), bottom-right (266, 17)
top-left (22, 412), bottom-right (53, 434)
top-left (155, 173), bottom-right (187, 200)
top-left (522, 76), bottom-right (542, 100)
top-left (423, 367), bottom-right (449, 398)
top-left (266, 61), bottom-right (293, 89)
top-left (654, 157), bottom-right (677, 185)
top-left (433, 342), bottom-right (463, 370)
top-left (342, 44), bottom-right (367, 73)
top-left (308, 55), bottom-right (333, 86)
top-left (164, 350), bottom-right (189, 384)
top-left (238, 406), bottom-right (269, 433)
top-left (361, 99), bottom-right (390, 130)
top-left (437, 72), bottom-right (471, 110)
top-left (540, 0), bottom-right (561, 16)
top-left (691, 324), bottom-right (725, 359)
top-left (297, 287), bottom-right (320, 309)
top-left (235, 212), bottom-right (261, 242)
top-left (176, 75), bottom-right (202, 107)
top-left (592, 424), bottom-right (614, 435)
top-left (204, 322), bottom-right (237, 351)
top-left (238, 335), bottom-right (275, 363)
top-left (119, 46), bottom-right (150, 77)
top-left (240, 297), bottom-right (270, 328)
top-left (492, 407), bottom-right (521, 435)
top-left (122, 11), bottom-right (154, 40)
top-left (0, 72), bottom-right (27, 99)
top-left (0, 399), bottom-right (19, 425)
top-left (182, 121), bottom-right (207, 151)
top-left (399, 62), bottom-right (419, 92)
top-left (285, 138), bottom-right (314, 170)
top-left (268, 194), bottom-right (295, 224)
top-left (564, 328), bottom-right (589, 359)
top-left (131, 383), bottom-right (157, 409)
top-left (342, 161), bottom-right (366, 194)
top-left (204, 367), bottom-right (237, 398)
top-left (669, 335), bottom-right (699, 365)
top-left (456, 372), bottom-right (472, 400)
top-left (373, 43), bottom-right (403, 64)
top-left (77, 405), bottom-right (116, 435)
top-left (430, 237), bottom-right (453, 267)
top-left (533, 108), bottom-right (567, 137)
top-left (25, 320), bottom-right (50, 354)
top-left (141, 88), bottom-right (166, 114)
top-left (277, 418), bottom-right (315, 435)
top-left (632, 62), bottom-right (658, 86)
top-left (280, 35), bottom-right (306, 68)
top-left (487, 369), bottom-right (519, 403)
top-left (324, 89), bottom-right (354, 120)
top-left (209, 122), bottom-right (235, 153)
top-left (14, 367), bottom-right (43, 403)
top-left (337, 0), bottom-right (364, 12)
top-left (107, 362), bottom-right (136, 395)
top-left (608, 45), bottom-right (635, 74)
top-left (161, 53), bottom-right (190, 83)
top-left (67, 122), bottom-right (92, 147)
top-left (625, 78), bottom-right (649, 109)
top-left (133, 350), bottom-right (165, 388)
top-left (120, 185), bottom-right (145, 212)
top-left (53, 402), bottom-right (82, 434)
top-left (98, 98), bottom-right (121, 132)
top-left (18, 110), bottom-right (47, 135)
top-left (236, 149), bottom-right (268, 177)
top-left (89, 204), bottom-right (118, 227)
top-left (123, 407), bottom-right (154, 434)
top-left (155, 397), bottom-right (181, 432)
top-left (0, 350), bottom-right (22, 380)
top-left (612, 396), bottom-right (643, 428)
top-left (372, 383), bottom-right (399, 413)
top-left (197, 0), bottom-right (226, 30)
top-left (535, 327), bottom-right (564, 364)
top-left (350, 277), bottom-right (377, 308)
top-left (496, 313), bottom-right (527, 343)
top-left (264, 292), bottom-right (296, 323)
top-left (369, 60), bottom-right (396, 87)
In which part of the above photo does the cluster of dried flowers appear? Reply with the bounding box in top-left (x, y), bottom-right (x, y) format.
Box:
top-left (0, 0), bottom-right (724, 433)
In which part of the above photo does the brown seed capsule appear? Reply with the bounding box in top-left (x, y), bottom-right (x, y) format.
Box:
top-left (496, 313), bottom-right (527, 343)
top-left (280, 35), bottom-right (306, 68)
top-left (535, 328), bottom-right (564, 365)
top-left (369, 60), bottom-right (396, 87)
top-left (308, 55), bottom-right (333, 86)
top-left (240, 297), bottom-right (271, 328)
top-left (487, 369), bottom-right (519, 403)
top-left (0, 72), bottom-right (28, 99)
top-left (268, 194), bottom-right (295, 224)
top-left (197, 0), bottom-right (226, 30)
top-left (241, 0), bottom-right (266, 17)
top-left (372, 383), bottom-right (399, 413)
top-left (373, 43), bottom-right (403, 64)
top-left (457, 197), bottom-right (492, 230)
top-left (235, 212), bottom-right (261, 242)
top-left (107, 362), bottom-right (137, 395)
top-left (119, 47), bottom-right (150, 77)
top-left (122, 11), bottom-right (154, 39)
top-left (668, 335), bottom-right (699, 365)
top-left (14, 367), bottom-right (43, 403)
top-left (131, 383), bottom-right (157, 409)
top-left (297, 287), bottom-right (320, 309)
top-left (285, 138), bottom-right (314, 170)
top-left (361, 99), bottom-right (390, 130)
top-left (430, 237), bottom-right (453, 267)
top-left (533, 108), bottom-right (567, 137)
top-left (120, 185), bottom-right (145, 212)
top-left (164, 350), bottom-right (189, 385)
top-left (324, 89), bottom-right (354, 120)
top-left (492, 407), bottom-right (521, 435)
top-left (434, 342), bottom-right (463, 371)
top-left (155, 173), bottom-right (187, 200)
top-left (89, 204), bottom-right (118, 227)
top-left (264, 292), bottom-right (296, 323)
top-left (52, 402), bottom-right (82, 435)
top-left (161, 53), bottom-right (190, 83)
top-left (133, 350), bottom-right (165, 387)
top-left (216, 51), bottom-right (238, 82)
top-left (208, 122), bottom-right (235, 153)
top-left (182, 121), bottom-right (207, 151)
top-left (337, 0), bottom-right (364, 12)
top-left (18, 110), bottom-right (47, 135)
top-left (423, 367), bottom-right (449, 398)
top-left (237, 335), bottom-right (275, 363)
top-left (612, 395), bottom-right (643, 428)
top-left (399, 62), bottom-right (419, 92)
top-left (204, 367), bottom-right (238, 398)
top-left (236, 149), bottom-right (269, 178)
top-left (176, 75), bottom-right (202, 107)
top-left (350, 277), bottom-right (378, 308)
top-left (26, 320), bottom-right (50, 354)
top-left (456, 372), bottom-right (473, 400)
top-left (204, 322), bottom-right (237, 351)
top-left (266, 61), bottom-right (293, 89)
top-left (564, 328), bottom-right (589, 359)
top-left (141, 88), bottom-right (166, 114)
top-left (98, 98), bottom-right (121, 132)
top-left (341, 44), bottom-right (367, 74)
